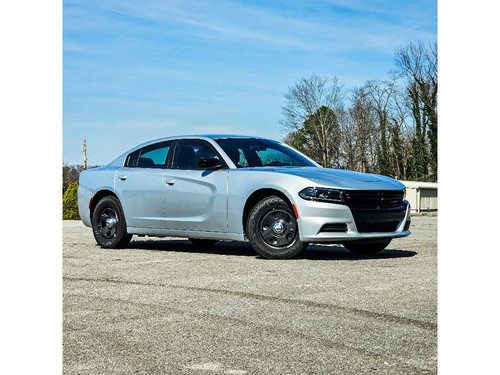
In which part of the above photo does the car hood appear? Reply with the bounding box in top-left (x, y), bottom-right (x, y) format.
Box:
top-left (248, 167), bottom-right (405, 190)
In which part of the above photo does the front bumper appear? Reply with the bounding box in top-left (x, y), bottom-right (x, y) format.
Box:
top-left (297, 199), bottom-right (411, 243)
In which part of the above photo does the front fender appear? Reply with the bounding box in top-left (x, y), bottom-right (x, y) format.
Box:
top-left (227, 170), bottom-right (300, 235)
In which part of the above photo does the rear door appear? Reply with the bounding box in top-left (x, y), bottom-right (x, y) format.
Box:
top-left (162, 139), bottom-right (229, 232)
top-left (114, 141), bottom-right (173, 229)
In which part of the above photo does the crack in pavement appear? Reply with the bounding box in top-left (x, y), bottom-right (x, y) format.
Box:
top-left (64, 276), bottom-right (437, 330)
top-left (65, 293), bottom-right (434, 374)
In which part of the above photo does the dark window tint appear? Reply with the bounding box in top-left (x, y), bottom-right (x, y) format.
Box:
top-left (125, 150), bottom-right (140, 167)
top-left (237, 149), bottom-right (249, 167)
top-left (215, 138), bottom-right (316, 168)
top-left (126, 142), bottom-right (171, 168)
top-left (173, 140), bottom-right (222, 170)
top-left (139, 143), bottom-right (171, 168)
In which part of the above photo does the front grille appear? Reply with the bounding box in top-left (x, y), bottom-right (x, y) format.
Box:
top-left (355, 220), bottom-right (401, 233)
top-left (319, 223), bottom-right (347, 233)
top-left (340, 190), bottom-right (406, 233)
top-left (343, 190), bottom-right (404, 209)
top-left (351, 206), bottom-right (406, 233)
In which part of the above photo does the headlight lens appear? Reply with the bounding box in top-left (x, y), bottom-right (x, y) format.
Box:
top-left (298, 187), bottom-right (344, 203)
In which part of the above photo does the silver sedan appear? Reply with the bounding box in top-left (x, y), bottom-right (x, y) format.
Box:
top-left (78, 135), bottom-right (411, 259)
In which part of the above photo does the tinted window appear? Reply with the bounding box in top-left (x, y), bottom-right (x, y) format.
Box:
top-left (256, 148), bottom-right (300, 166)
top-left (215, 138), bottom-right (316, 168)
top-left (125, 150), bottom-right (141, 167)
top-left (126, 142), bottom-right (171, 168)
top-left (173, 140), bottom-right (222, 170)
top-left (237, 149), bottom-right (249, 167)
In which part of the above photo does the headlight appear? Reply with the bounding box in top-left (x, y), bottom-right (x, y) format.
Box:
top-left (298, 187), bottom-right (344, 203)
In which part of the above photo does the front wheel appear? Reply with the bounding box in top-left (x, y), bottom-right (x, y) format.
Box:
top-left (91, 196), bottom-right (132, 249)
top-left (246, 196), bottom-right (306, 259)
top-left (343, 238), bottom-right (391, 255)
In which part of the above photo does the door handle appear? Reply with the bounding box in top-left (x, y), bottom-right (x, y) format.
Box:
top-left (165, 178), bottom-right (175, 185)
top-left (118, 175), bottom-right (127, 181)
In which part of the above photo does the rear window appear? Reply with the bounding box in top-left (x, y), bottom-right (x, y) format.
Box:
top-left (125, 150), bottom-right (140, 167)
top-left (125, 141), bottom-right (172, 168)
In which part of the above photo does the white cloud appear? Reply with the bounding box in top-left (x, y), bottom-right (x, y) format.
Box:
top-left (65, 0), bottom-right (435, 53)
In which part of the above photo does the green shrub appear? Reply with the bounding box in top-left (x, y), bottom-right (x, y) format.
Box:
top-left (63, 182), bottom-right (81, 220)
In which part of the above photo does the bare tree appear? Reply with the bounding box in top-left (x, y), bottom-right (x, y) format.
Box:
top-left (388, 87), bottom-right (414, 180)
top-left (395, 41), bottom-right (437, 179)
top-left (343, 86), bottom-right (377, 173)
top-left (364, 78), bottom-right (398, 177)
top-left (281, 75), bottom-right (345, 167)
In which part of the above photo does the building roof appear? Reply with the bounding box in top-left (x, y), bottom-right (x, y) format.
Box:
top-left (399, 180), bottom-right (438, 189)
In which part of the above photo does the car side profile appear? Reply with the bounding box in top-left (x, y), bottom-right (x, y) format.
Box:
top-left (78, 135), bottom-right (411, 259)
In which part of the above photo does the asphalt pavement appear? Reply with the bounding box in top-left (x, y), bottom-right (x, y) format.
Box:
top-left (63, 215), bottom-right (437, 374)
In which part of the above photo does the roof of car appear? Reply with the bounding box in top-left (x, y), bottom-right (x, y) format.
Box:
top-left (184, 134), bottom-right (266, 139)
top-left (141, 134), bottom-right (269, 145)
top-left (106, 134), bottom-right (275, 167)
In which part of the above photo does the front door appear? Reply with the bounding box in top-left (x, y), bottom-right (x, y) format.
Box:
top-left (163, 140), bottom-right (228, 232)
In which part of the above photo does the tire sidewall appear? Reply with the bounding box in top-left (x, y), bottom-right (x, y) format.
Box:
top-left (246, 196), bottom-right (304, 259)
top-left (91, 196), bottom-right (129, 248)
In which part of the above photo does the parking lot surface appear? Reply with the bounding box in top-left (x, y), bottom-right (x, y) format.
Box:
top-left (63, 216), bottom-right (437, 374)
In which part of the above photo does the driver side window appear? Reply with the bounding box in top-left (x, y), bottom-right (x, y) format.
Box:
top-left (173, 140), bottom-right (222, 170)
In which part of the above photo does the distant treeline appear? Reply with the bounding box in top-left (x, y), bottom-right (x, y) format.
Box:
top-left (282, 41), bottom-right (437, 182)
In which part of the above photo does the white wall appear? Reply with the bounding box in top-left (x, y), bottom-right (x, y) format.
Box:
top-left (400, 181), bottom-right (438, 213)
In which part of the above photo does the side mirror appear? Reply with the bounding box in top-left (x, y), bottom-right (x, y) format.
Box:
top-left (197, 157), bottom-right (223, 169)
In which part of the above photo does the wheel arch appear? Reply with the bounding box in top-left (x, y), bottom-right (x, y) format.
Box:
top-left (90, 189), bottom-right (119, 220)
top-left (242, 188), bottom-right (296, 236)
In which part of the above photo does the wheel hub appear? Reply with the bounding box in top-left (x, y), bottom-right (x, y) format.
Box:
top-left (272, 221), bottom-right (285, 234)
top-left (98, 207), bottom-right (119, 239)
top-left (105, 217), bottom-right (117, 229)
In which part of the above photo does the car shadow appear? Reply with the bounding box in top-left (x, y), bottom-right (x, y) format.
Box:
top-left (129, 239), bottom-right (257, 257)
top-left (300, 244), bottom-right (417, 261)
top-left (128, 239), bottom-right (417, 261)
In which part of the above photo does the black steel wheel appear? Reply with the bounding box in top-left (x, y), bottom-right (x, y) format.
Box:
top-left (246, 196), bottom-right (306, 259)
top-left (343, 238), bottom-right (391, 255)
top-left (91, 196), bottom-right (132, 249)
top-left (188, 238), bottom-right (218, 247)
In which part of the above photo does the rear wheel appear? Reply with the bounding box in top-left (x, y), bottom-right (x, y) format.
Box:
top-left (343, 238), bottom-right (391, 255)
top-left (91, 196), bottom-right (132, 249)
top-left (188, 238), bottom-right (218, 247)
top-left (246, 196), bottom-right (306, 259)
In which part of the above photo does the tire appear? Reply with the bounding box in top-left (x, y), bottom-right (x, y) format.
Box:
top-left (91, 196), bottom-right (132, 249)
top-left (188, 238), bottom-right (218, 247)
top-left (343, 238), bottom-right (391, 255)
top-left (246, 196), bottom-right (306, 259)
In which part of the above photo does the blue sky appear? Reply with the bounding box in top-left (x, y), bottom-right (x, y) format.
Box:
top-left (63, 0), bottom-right (437, 165)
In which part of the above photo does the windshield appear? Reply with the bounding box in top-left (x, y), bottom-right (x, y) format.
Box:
top-left (215, 138), bottom-right (317, 168)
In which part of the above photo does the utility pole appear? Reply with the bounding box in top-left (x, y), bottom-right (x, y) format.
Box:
top-left (83, 140), bottom-right (87, 170)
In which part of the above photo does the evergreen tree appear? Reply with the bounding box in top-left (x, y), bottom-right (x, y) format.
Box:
top-left (63, 182), bottom-right (81, 220)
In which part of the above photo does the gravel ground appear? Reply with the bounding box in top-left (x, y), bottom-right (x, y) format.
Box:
top-left (63, 216), bottom-right (437, 374)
